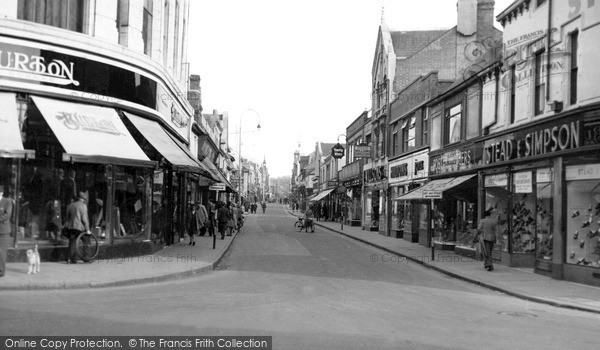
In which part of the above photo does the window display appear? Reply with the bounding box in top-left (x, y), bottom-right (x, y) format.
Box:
top-left (391, 186), bottom-right (405, 231)
top-left (455, 201), bottom-right (477, 248)
top-left (511, 171), bottom-right (535, 253)
top-left (566, 164), bottom-right (600, 268)
top-left (484, 174), bottom-right (509, 252)
top-left (536, 169), bottom-right (553, 261)
top-left (113, 166), bottom-right (152, 238)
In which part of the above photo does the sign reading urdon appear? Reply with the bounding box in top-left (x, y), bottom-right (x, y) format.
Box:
top-left (484, 121), bottom-right (580, 164)
top-left (0, 48), bottom-right (80, 86)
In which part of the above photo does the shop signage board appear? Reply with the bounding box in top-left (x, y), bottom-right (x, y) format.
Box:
top-left (483, 119), bottom-right (582, 165)
top-left (429, 145), bottom-right (481, 176)
top-left (422, 190), bottom-right (442, 199)
top-left (209, 183), bottom-right (226, 191)
top-left (514, 171), bottom-right (533, 193)
top-left (566, 164), bottom-right (600, 181)
top-left (354, 145), bottom-right (371, 158)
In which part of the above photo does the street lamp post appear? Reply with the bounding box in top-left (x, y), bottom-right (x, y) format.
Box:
top-left (238, 109), bottom-right (261, 206)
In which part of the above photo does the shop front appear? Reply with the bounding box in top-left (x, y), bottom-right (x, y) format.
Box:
top-left (413, 143), bottom-right (481, 250)
top-left (477, 109), bottom-right (600, 283)
top-left (0, 35), bottom-right (200, 258)
top-left (362, 164), bottom-right (387, 233)
top-left (388, 150), bottom-right (429, 240)
top-left (339, 160), bottom-right (362, 226)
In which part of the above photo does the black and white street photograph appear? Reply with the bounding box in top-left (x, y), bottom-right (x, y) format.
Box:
top-left (1, 1), bottom-right (600, 349)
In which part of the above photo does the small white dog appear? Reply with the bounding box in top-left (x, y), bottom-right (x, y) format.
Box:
top-left (26, 245), bottom-right (41, 275)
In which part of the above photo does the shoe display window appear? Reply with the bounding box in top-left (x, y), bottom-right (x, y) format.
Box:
top-left (565, 164), bottom-right (600, 268)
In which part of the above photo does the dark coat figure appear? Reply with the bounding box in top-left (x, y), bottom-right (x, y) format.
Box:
top-left (64, 192), bottom-right (90, 264)
top-left (477, 206), bottom-right (498, 271)
top-left (45, 199), bottom-right (62, 240)
top-left (188, 205), bottom-right (200, 246)
top-left (322, 205), bottom-right (328, 221)
top-left (0, 189), bottom-right (15, 277)
top-left (217, 203), bottom-right (230, 240)
top-left (59, 170), bottom-right (76, 219)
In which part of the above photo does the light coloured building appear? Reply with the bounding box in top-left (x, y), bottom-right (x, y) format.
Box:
top-left (0, 0), bottom-right (220, 258)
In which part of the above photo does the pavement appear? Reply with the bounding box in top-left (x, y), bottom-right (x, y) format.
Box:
top-left (2, 206), bottom-right (600, 317)
top-left (0, 232), bottom-right (238, 290)
top-left (287, 210), bottom-right (600, 315)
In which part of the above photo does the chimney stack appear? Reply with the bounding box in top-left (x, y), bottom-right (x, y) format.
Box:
top-left (457, 0), bottom-right (477, 36)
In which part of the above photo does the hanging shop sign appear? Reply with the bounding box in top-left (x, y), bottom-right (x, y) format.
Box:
top-left (354, 144), bottom-right (371, 158)
top-left (422, 190), bottom-right (442, 199)
top-left (331, 143), bottom-right (345, 159)
top-left (430, 145), bottom-right (482, 176)
top-left (483, 119), bottom-right (581, 165)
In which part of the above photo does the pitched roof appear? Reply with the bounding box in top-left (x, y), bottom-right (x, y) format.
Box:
top-left (389, 30), bottom-right (448, 59)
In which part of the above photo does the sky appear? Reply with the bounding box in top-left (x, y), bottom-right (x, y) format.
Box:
top-left (188, 0), bottom-right (515, 178)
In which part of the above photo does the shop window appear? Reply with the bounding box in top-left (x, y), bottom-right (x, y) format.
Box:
top-left (422, 111), bottom-right (429, 146)
top-left (391, 187), bottom-right (405, 231)
top-left (391, 122), bottom-right (399, 157)
top-left (510, 65), bottom-right (516, 123)
top-left (406, 116), bottom-right (416, 151)
top-left (17, 163), bottom-right (109, 244)
top-left (430, 111), bottom-right (442, 151)
top-left (113, 166), bottom-right (152, 239)
top-left (484, 174), bottom-right (509, 252)
top-left (455, 201), bottom-right (478, 248)
top-left (444, 104), bottom-right (462, 145)
top-left (151, 170), bottom-right (165, 240)
top-left (534, 50), bottom-right (545, 116)
top-left (466, 85), bottom-right (480, 139)
top-left (142, 0), bottom-right (153, 55)
top-left (570, 31), bottom-right (578, 105)
top-left (536, 169), bottom-right (553, 261)
top-left (18, 0), bottom-right (86, 33)
top-left (511, 171), bottom-right (536, 253)
top-left (565, 164), bottom-right (600, 268)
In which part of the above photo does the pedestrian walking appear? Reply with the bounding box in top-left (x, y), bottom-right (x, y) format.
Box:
top-left (227, 203), bottom-right (236, 236)
top-left (188, 204), bottom-right (200, 246)
top-left (197, 201), bottom-right (209, 236)
top-left (0, 185), bottom-right (15, 278)
top-left (476, 205), bottom-right (497, 271)
top-left (216, 201), bottom-right (229, 240)
top-left (207, 200), bottom-right (216, 237)
top-left (64, 191), bottom-right (91, 264)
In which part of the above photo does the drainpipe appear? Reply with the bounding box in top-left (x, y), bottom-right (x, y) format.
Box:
top-left (546, 0), bottom-right (552, 101)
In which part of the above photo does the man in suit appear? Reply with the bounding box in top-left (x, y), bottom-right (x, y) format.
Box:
top-left (64, 191), bottom-right (90, 264)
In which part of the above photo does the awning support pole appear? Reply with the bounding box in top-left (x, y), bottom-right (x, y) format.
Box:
top-left (431, 198), bottom-right (435, 261)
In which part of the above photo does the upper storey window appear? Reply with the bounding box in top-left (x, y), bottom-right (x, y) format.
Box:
top-left (18, 0), bottom-right (86, 33)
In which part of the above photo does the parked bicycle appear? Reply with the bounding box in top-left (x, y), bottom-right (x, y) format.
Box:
top-left (294, 216), bottom-right (314, 233)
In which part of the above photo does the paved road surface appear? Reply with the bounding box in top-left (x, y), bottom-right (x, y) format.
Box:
top-left (1, 204), bottom-right (598, 349)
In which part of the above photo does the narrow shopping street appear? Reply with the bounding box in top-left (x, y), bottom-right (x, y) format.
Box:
top-left (1, 205), bottom-right (598, 350)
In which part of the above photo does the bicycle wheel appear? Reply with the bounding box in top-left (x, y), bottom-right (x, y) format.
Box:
top-left (75, 232), bottom-right (99, 262)
top-left (294, 221), bottom-right (304, 232)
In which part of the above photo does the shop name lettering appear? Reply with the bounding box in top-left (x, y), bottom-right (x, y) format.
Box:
top-left (485, 121), bottom-right (580, 164)
top-left (55, 111), bottom-right (121, 135)
top-left (0, 49), bottom-right (79, 86)
top-left (364, 166), bottom-right (386, 182)
top-left (430, 150), bottom-right (472, 173)
top-left (390, 164), bottom-right (408, 178)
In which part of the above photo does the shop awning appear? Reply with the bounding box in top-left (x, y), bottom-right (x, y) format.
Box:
top-left (199, 157), bottom-right (234, 190)
top-left (124, 112), bottom-right (204, 173)
top-left (0, 93), bottom-right (35, 159)
top-left (310, 188), bottom-right (335, 202)
top-left (31, 96), bottom-right (153, 167)
top-left (394, 174), bottom-right (477, 201)
top-left (305, 193), bottom-right (318, 201)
